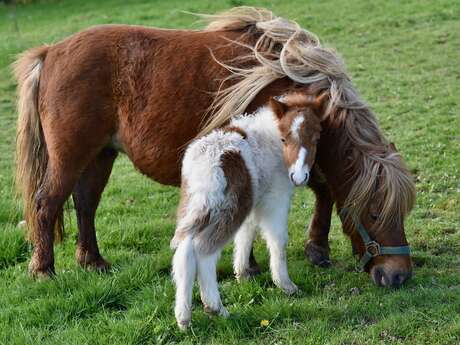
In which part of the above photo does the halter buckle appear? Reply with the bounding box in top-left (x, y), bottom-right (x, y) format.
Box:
top-left (365, 241), bottom-right (381, 257)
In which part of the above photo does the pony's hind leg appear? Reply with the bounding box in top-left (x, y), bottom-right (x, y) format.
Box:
top-left (29, 112), bottom-right (113, 277)
top-left (72, 147), bottom-right (118, 271)
top-left (172, 235), bottom-right (197, 330)
top-left (196, 247), bottom-right (228, 317)
top-left (29, 162), bottom-right (85, 277)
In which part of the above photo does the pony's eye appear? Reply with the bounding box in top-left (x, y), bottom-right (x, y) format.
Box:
top-left (370, 214), bottom-right (379, 222)
top-left (281, 138), bottom-right (286, 143)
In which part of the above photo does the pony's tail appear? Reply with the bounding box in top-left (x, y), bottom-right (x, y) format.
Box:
top-left (12, 46), bottom-right (63, 243)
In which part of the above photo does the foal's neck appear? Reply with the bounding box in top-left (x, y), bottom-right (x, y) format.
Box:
top-left (230, 107), bottom-right (286, 192)
top-left (230, 106), bottom-right (281, 145)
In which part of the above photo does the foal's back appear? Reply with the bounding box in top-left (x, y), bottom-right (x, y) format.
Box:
top-left (173, 129), bottom-right (253, 254)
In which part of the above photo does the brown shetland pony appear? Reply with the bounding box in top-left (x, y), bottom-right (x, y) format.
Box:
top-left (13, 7), bottom-right (415, 287)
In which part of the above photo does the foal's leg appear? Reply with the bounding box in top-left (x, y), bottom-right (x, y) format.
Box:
top-left (72, 147), bottom-right (117, 271)
top-left (304, 179), bottom-right (334, 267)
top-left (233, 216), bottom-right (259, 281)
top-left (196, 248), bottom-right (229, 317)
top-left (257, 189), bottom-right (298, 295)
top-left (172, 236), bottom-right (197, 330)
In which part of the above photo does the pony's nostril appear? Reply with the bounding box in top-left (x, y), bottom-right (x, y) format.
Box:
top-left (290, 172), bottom-right (294, 183)
top-left (392, 274), bottom-right (403, 287)
top-left (304, 171), bottom-right (310, 183)
top-left (389, 271), bottom-right (412, 288)
top-left (371, 267), bottom-right (384, 287)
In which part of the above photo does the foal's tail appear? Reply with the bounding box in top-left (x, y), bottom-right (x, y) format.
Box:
top-left (170, 207), bottom-right (210, 251)
top-left (171, 202), bottom-right (238, 256)
top-left (13, 46), bottom-right (63, 242)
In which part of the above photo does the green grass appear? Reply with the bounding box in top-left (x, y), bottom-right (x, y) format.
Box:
top-left (0, 0), bottom-right (459, 344)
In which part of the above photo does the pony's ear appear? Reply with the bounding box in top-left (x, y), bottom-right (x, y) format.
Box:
top-left (269, 97), bottom-right (288, 119)
top-left (389, 142), bottom-right (398, 151)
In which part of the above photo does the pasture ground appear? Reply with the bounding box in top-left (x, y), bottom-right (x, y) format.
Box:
top-left (0, 0), bottom-right (459, 344)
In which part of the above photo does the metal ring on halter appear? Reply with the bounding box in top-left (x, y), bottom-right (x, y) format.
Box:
top-left (339, 208), bottom-right (411, 270)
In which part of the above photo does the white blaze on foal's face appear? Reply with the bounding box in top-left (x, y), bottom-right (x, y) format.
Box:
top-left (289, 116), bottom-right (309, 186)
top-left (269, 95), bottom-right (323, 187)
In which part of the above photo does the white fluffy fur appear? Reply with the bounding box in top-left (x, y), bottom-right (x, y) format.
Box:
top-left (172, 106), bottom-right (301, 329)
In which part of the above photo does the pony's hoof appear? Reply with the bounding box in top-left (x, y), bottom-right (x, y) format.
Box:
top-left (86, 258), bottom-right (111, 272)
top-left (76, 250), bottom-right (111, 272)
top-left (305, 241), bottom-right (331, 267)
top-left (235, 266), bottom-right (261, 282)
top-left (248, 255), bottom-right (262, 276)
top-left (28, 259), bottom-right (55, 279)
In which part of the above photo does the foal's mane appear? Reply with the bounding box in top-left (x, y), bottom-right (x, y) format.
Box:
top-left (198, 6), bottom-right (415, 232)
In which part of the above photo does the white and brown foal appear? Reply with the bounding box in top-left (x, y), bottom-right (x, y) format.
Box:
top-left (171, 94), bottom-right (324, 329)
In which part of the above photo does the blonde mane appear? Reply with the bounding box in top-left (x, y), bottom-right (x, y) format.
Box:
top-left (198, 7), bottom-right (416, 232)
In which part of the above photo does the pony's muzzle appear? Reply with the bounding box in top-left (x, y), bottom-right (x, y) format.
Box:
top-left (371, 265), bottom-right (412, 288)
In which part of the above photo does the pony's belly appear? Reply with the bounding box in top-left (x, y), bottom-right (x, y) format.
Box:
top-left (117, 135), bottom-right (182, 186)
top-left (131, 148), bottom-right (182, 186)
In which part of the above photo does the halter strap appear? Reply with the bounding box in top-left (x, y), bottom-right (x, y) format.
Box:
top-left (340, 208), bottom-right (411, 269)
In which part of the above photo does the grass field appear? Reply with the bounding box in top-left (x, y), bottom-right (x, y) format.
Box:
top-left (0, 0), bottom-right (459, 344)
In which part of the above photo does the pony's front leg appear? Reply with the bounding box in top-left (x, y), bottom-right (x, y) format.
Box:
top-left (305, 179), bottom-right (333, 267)
top-left (196, 249), bottom-right (229, 318)
top-left (258, 190), bottom-right (298, 295)
top-left (233, 217), bottom-right (259, 281)
top-left (172, 236), bottom-right (197, 330)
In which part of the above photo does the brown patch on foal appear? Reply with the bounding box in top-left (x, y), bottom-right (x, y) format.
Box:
top-left (180, 150), bottom-right (253, 255)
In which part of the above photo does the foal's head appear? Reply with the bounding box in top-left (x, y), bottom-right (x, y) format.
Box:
top-left (270, 94), bottom-right (325, 186)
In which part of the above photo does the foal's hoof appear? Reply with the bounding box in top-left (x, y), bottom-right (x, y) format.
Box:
top-left (280, 281), bottom-right (299, 296)
top-left (305, 241), bottom-right (331, 268)
top-left (204, 304), bottom-right (229, 318)
top-left (177, 319), bottom-right (191, 331)
top-left (76, 250), bottom-right (111, 272)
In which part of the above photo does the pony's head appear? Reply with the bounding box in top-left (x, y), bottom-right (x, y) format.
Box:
top-left (338, 140), bottom-right (416, 288)
top-left (270, 93), bottom-right (324, 186)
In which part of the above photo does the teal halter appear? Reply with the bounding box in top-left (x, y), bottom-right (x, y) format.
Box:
top-left (340, 208), bottom-right (411, 269)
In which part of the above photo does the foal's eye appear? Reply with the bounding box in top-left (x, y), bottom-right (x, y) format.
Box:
top-left (281, 138), bottom-right (286, 143)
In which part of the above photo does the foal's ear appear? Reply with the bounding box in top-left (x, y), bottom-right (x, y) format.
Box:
top-left (312, 92), bottom-right (329, 111)
top-left (269, 97), bottom-right (288, 119)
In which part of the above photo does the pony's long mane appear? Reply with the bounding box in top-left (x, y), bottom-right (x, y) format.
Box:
top-left (199, 6), bottom-right (416, 232)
